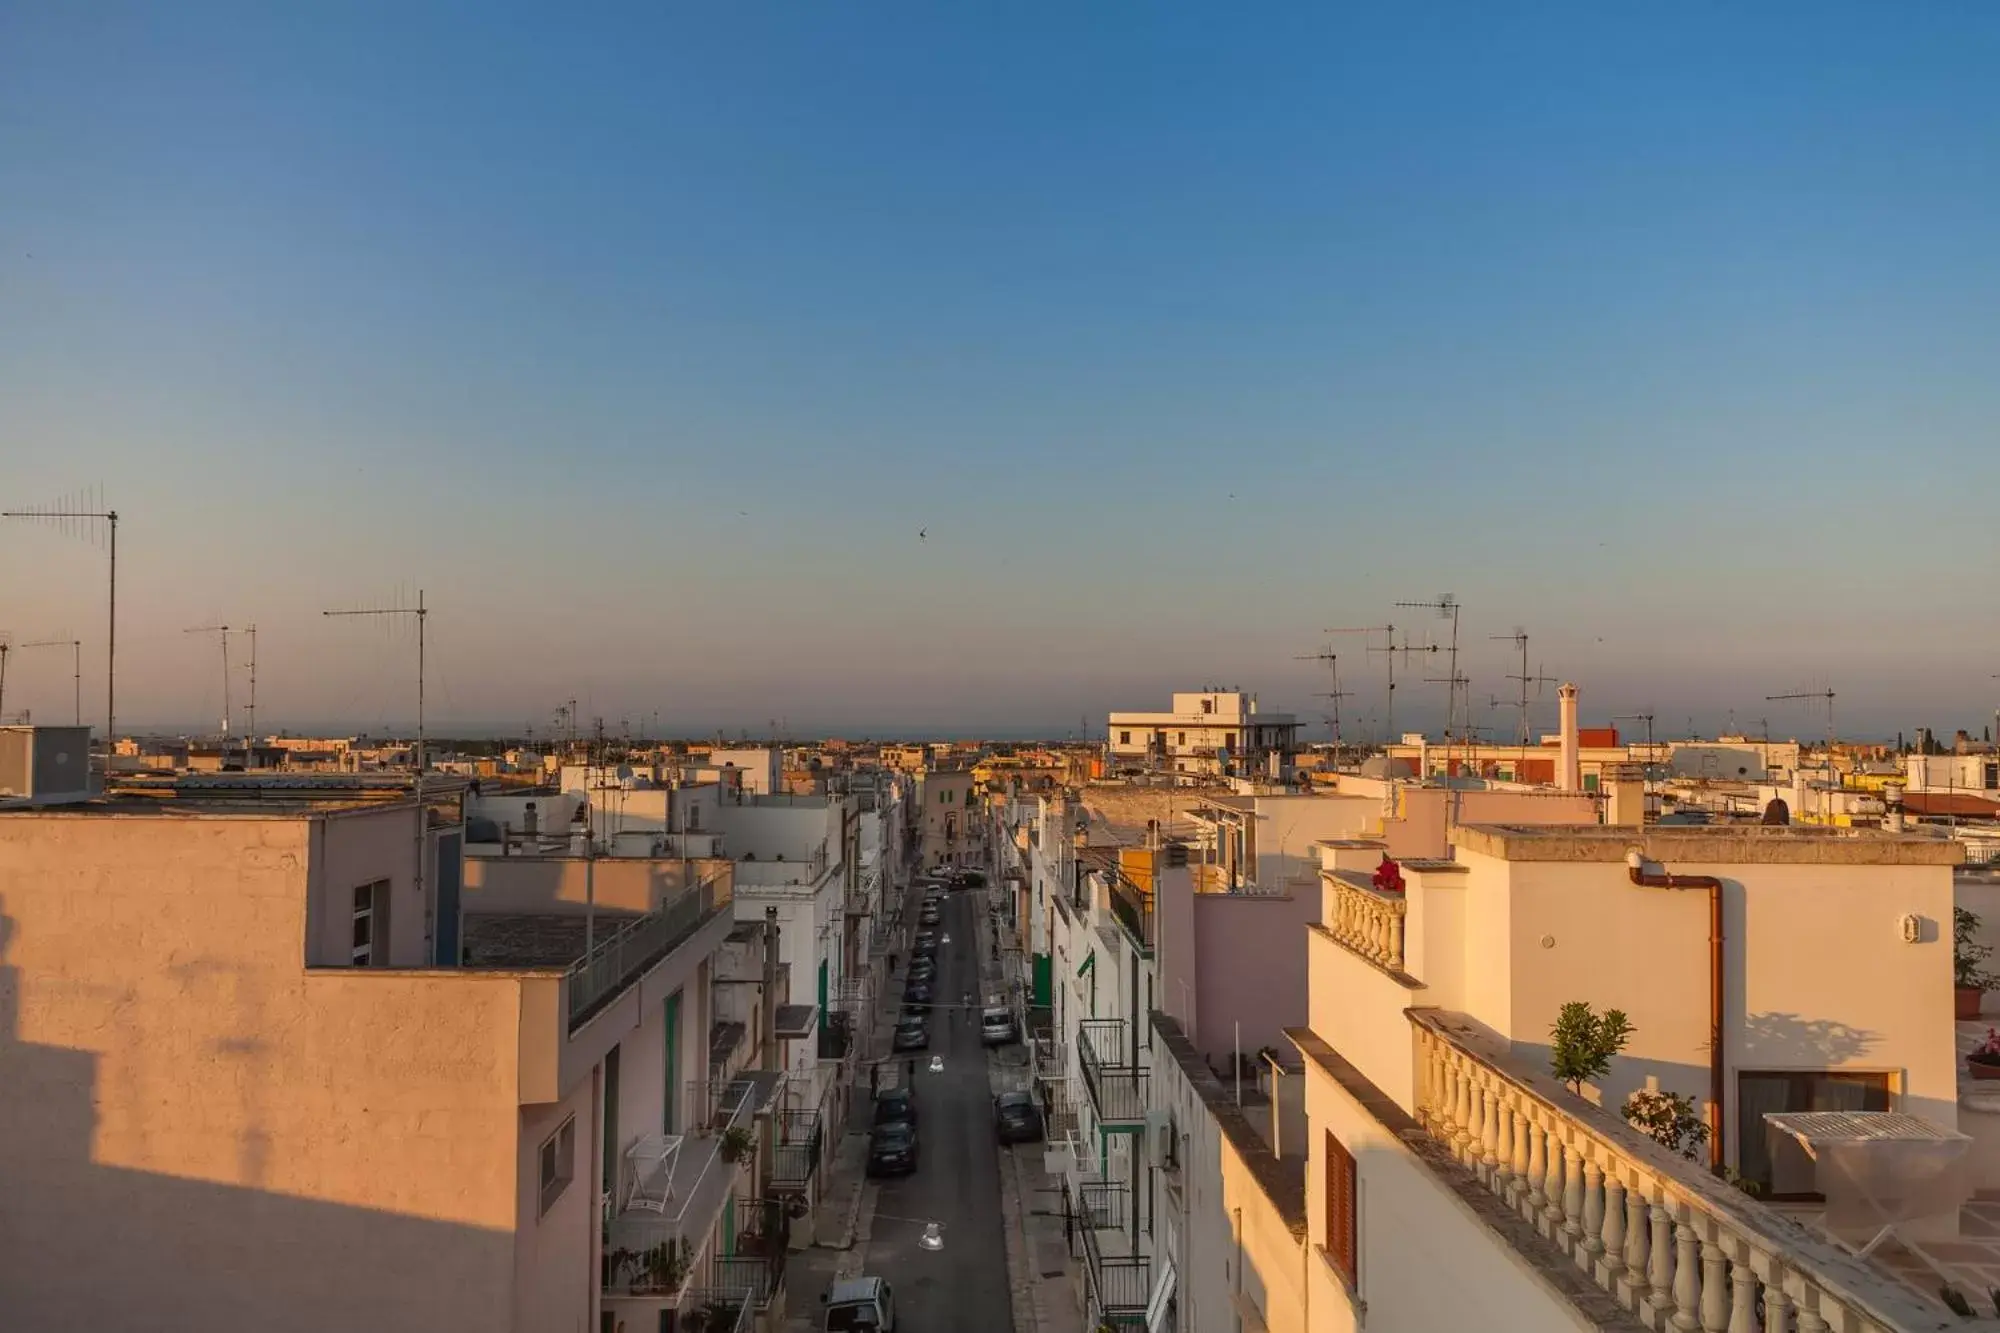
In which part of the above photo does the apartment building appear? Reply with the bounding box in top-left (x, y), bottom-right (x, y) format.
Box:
top-left (1108, 690), bottom-right (1301, 780)
top-left (1288, 824), bottom-right (1968, 1332)
top-left (0, 749), bottom-right (766, 1333)
top-left (916, 765), bottom-right (976, 868)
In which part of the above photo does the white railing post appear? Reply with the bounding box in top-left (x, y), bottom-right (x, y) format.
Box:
top-left (1671, 1215), bottom-right (1703, 1331)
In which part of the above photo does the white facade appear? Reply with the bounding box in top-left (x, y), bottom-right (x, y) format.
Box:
top-left (1108, 690), bottom-right (1301, 778)
top-left (1907, 752), bottom-right (2000, 794)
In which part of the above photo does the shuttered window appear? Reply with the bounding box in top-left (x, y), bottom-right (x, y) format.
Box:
top-left (1324, 1129), bottom-right (1358, 1287)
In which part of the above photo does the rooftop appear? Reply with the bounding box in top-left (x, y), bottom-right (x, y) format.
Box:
top-left (1152, 1013), bottom-right (1305, 1240)
top-left (461, 911), bottom-right (645, 968)
top-left (1452, 822), bottom-right (1965, 866)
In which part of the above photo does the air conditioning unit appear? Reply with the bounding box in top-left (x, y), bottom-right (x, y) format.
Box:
top-left (0, 725), bottom-right (97, 806)
top-left (1145, 1108), bottom-right (1178, 1170)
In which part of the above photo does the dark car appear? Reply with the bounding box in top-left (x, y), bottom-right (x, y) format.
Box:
top-left (891, 1019), bottom-right (930, 1053)
top-left (906, 958), bottom-right (937, 981)
top-left (867, 1122), bottom-right (920, 1177)
top-left (913, 932), bottom-right (939, 956)
top-left (903, 980), bottom-right (934, 1007)
top-left (994, 1090), bottom-right (1044, 1144)
top-left (918, 906), bottom-right (941, 927)
top-left (873, 1087), bottom-right (918, 1131)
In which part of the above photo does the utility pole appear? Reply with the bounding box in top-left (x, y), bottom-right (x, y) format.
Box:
top-left (21, 638), bottom-right (83, 725)
top-left (2, 494), bottom-right (117, 762)
top-left (243, 624), bottom-right (258, 744)
top-left (0, 635), bottom-right (10, 722)
top-left (325, 591), bottom-right (430, 938)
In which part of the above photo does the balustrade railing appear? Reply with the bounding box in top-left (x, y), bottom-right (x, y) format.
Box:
top-left (1410, 1014), bottom-right (1946, 1333)
top-left (1325, 873), bottom-right (1407, 972)
top-left (1078, 1018), bottom-right (1148, 1124)
top-left (568, 873), bottom-right (730, 1028)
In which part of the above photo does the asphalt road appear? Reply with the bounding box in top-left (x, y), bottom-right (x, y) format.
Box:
top-left (866, 883), bottom-right (1014, 1332)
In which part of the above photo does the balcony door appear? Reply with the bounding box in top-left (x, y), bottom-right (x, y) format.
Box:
top-left (1736, 1070), bottom-right (1892, 1198)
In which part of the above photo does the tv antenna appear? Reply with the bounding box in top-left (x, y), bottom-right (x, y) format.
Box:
top-left (1331, 623), bottom-right (1435, 742)
top-left (21, 637), bottom-right (83, 725)
top-left (2, 489), bottom-right (117, 755)
top-left (1612, 711), bottom-right (1658, 779)
top-left (325, 591), bottom-right (430, 915)
top-left (1492, 629), bottom-right (1557, 748)
top-left (184, 624), bottom-right (238, 736)
top-left (1401, 595), bottom-right (1465, 770)
top-left (0, 634), bottom-right (10, 722)
top-left (1766, 687), bottom-right (1837, 813)
top-left (1293, 644), bottom-right (1352, 748)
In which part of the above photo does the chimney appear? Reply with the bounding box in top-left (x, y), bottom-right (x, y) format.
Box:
top-left (1885, 784), bottom-right (1906, 833)
top-left (1608, 765), bottom-right (1645, 827)
top-left (1558, 683), bottom-right (1582, 791)
top-left (523, 800), bottom-right (538, 836)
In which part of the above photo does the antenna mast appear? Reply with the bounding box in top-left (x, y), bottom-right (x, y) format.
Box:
top-left (1399, 595), bottom-right (1463, 767)
top-left (325, 590), bottom-right (430, 938)
top-left (184, 624), bottom-right (234, 736)
top-left (2, 491), bottom-right (117, 762)
top-left (21, 638), bottom-right (84, 725)
top-left (1766, 688), bottom-right (1837, 820)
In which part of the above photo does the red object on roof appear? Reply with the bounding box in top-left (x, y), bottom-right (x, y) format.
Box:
top-left (1578, 727), bottom-right (1620, 748)
top-left (1901, 792), bottom-right (2000, 819)
top-left (1373, 856), bottom-right (1405, 895)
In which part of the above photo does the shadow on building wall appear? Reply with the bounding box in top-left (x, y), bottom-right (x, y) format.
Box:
top-left (0, 894), bottom-right (515, 1333)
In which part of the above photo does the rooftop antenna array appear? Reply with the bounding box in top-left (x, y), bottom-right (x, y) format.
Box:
top-left (184, 624), bottom-right (235, 736)
top-left (1492, 628), bottom-right (1557, 749)
top-left (1329, 624), bottom-right (1435, 743)
top-left (1766, 687), bottom-right (1837, 817)
top-left (1, 488), bottom-right (117, 758)
top-left (1400, 595), bottom-right (1465, 769)
top-left (21, 637), bottom-right (83, 725)
top-left (1293, 644), bottom-right (1352, 750)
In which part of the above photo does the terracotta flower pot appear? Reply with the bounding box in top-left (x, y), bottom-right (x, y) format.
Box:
top-left (1958, 984), bottom-right (1987, 1021)
top-left (1968, 1058), bottom-right (2000, 1081)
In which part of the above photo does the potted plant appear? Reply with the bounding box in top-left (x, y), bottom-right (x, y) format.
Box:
top-left (1967, 1029), bottom-right (2000, 1080)
top-left (719, 1126), bottom-right (755, 1166)
top-left (632, 1238), bottom-right (690, 1294)
top-left (1956, 907), bottom-right (1995, 1021)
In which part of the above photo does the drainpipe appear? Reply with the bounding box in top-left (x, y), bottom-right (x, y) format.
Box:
top-left (1625, 850), bottom-right (1724, 1170)
top-left (761, 905), bottom-right (779, 1197)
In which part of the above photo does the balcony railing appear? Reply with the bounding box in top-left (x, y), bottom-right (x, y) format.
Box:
top-left (1077, 1018), bottom-right (1148, 1124)
top-left (676, 1289), bottom-right (754, 1333)
top-left (1107, 874), bottom-right (1154, 950)
top-left (569, 872), bottom-right (731, 1029)
top-left (769, 1109), bottom-right (823, 1189)
top-left (1076, 1207), bottom-right (1151, 1318)
top-left (712, 1197), bottom-right (791, 1308)
top-left (1410, 1013), bottom-right (1949, 1333)
top-left (732, 846), bottom-right (833, 894)
top-left (602, 1087), bottom-right (758, 1297)
top-left (1325, 871), bottom-right (1407, 973)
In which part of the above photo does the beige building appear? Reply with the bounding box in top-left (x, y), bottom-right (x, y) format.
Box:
top-left (1281, 824), bottom-right (1969, 1333)
top-left (916, 766), bottom-right (975, 868)
top-left (1109, 690), bottom-right (1301, 780)
top-left (0, 764), bottom-right (791, 1332)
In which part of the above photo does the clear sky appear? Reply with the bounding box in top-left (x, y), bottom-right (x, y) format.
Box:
top-left (2, 3), bottom-right (1997, 741)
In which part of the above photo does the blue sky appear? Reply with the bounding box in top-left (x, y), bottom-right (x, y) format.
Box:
top-left (2, 3), bottom-right (1996, 739)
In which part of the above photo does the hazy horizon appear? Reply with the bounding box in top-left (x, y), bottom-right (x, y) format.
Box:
top-left (5, 4), bottom-right (1997, 739)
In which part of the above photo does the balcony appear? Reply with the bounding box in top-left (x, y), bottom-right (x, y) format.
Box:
top-left (1408, 1012), bottom-right (1950, 1333)
top-left (1072, 1181), bottom-right (1151, 1321)
top-left (731, 847), bottom-right (833, 897)
top-left (1107, 874), bottom-right (1154, 951)
top-left (710, 1196), bottom-right (792, 1309)
top-left (1323, 869), bottom-right (1408, 974)
top-left (601, 1083), bottom-right (759, 1299)
top-left (769, 1108), bottom-right (824, 1190)
top-left (1077, 1018), bottom-right (1148, 1125)
top-left (568, 872), bottom-right (732, 1029)
top-left (674, 1290), bottom-right (754, 1333)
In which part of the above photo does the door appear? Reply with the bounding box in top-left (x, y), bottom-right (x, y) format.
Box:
top-left (663, 990), bottom-right (682, 1133)
top-left (433, 831), bottom-right (462, 965)
top-left (1737, 1070), bottom-right (1892, 1197)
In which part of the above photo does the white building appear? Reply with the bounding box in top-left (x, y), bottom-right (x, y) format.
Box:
top-left (1108, 691), bottom-right (1301, 780)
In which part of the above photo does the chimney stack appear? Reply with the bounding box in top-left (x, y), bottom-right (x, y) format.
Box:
top-left (1885, 784), bottom-right (1906, 833)
top-left (1558, 683), bottom-right (1582, 792)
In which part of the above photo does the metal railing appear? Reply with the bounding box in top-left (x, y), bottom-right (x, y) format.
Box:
top-left (1078, 1222), bottom-right (1150, 1316)
top-left (1077, 1018), bottom-right (1148, 1124)
top-left (1107, 874), bottom-right (1154, 949)
top-left (568, 873), bottom-right (730, 1029)
top-left (1076, 1180), bottom-right (1129, 1230)
top-left (677, 1289), bottom-right (755, 1333)
top-left (601, 1090), bottom-right (759, 1296)
top-left (769, 1109), bottom-right (823, 1188)
top-left (712, 1197), bottom-right (791, 1308)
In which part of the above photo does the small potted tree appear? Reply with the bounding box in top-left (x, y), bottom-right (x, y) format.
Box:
top-left (1549, 1001), bottom-right (1634, 1098)
top-left (1967, 1029), bottom-right (2000, 1080)
top-left (718, 1126), bottom-right (756, 1167)
top-left (1957, 907), bottom-right (1995, 1021)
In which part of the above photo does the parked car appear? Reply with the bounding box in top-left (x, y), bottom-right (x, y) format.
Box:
top-left (891, 1018), bottom-right (930, 1053)
top-left (822, 1276), bottom-right (897, 1332)
top-left (994, 1090), bottom-right (1045, 1144)
top-left (867, 1122), bottom-right (920, 1177)
top-left (905, 958), bottom-right (937, 982)
top-left (918, 906), bottom-right (941, 926)
top-left (873, 1087), bottom-right (918, 1131)
top-left (980, 1007), bottom-right (1019, 1046)
top-left (913, 933), bottom-right (939, 957)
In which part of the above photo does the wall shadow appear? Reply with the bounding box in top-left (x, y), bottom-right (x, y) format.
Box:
top-left (0, 894), bottom-right (516, 1333)
top-left (1738, 1011), bottom-right (1878, 1065)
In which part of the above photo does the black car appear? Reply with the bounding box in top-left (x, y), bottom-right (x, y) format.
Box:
top-left (867, 1122), bottom-right (919, 1177)
top-left (994, 1091), bottom-right (1044, 1145)
top-left (891, 1019), bottom-right (930, 1053)
top-left (873, 1087), bottom-right (918, 1131)
top-left (918, 907), bottom-right (941, 927)
top-left (913, 932), bottom-right (939, 956)
top-left (906, 958), bottom-right (937, 981)
top-left (903, 980), bottom-right (934, 1006)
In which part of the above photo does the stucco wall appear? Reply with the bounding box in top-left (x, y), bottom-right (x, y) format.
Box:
top-left (515, 1077), bottom-right (597, 1333)
top-left (1306, 928), bottom-right (1422, 1113)
top-left (464, 855), bottom-right (727, 918)
top-left (306, 802), bottom-right (425, 966)
top-left (0, 811), bottom-right (525, 1332)
top-left (712, 802), bottom-right (835, 862)
top-left (1463, 848), bottom-right (1959, 1159)
top-left (1221, 1130), bottom-right (1308, 1333)
top-left (1190, 891), bottom-right (1319, 1062)
top-left (1254, 797), bottom-right (1376, 887)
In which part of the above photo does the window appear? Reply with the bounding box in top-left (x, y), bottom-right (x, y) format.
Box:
top-left (1738, 1071), bottom-right (1892, 1198)
top-left (1176, 732), bottom-right (1186, 747)
top-left (1201, 699), bottom-right (1214, 714)
top-left (351, 879), bottom-right (388, 966)
top-left (1119, 730), bottom-right (1131, 745)
top-left (539, 1115), bottom-right (576, 1216)
top-left (1323, 1129), bottom-right (1358, 1287)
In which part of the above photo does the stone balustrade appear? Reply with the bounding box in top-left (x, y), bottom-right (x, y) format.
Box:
top-left (1411, 1014), bottom-right (1949, 1333)
top-left (1325, 872), bottom-right (1408, 973)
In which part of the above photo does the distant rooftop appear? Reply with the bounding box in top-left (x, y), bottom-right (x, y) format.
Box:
top-left (1453, 823), bottom-right (1964, 866)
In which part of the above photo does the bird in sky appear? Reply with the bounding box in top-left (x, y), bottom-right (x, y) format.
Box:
top-left (918, 528), bottom-right (927, 541)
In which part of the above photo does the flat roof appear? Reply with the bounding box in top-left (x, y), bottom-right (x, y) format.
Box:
top-left (1452, 823), bottom-right (1964, 866)
top-left (461, 911), bottom-right (647, 968)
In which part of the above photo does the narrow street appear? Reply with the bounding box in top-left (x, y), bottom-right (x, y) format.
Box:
top-left (865, 880), bottom-right (1015, 1331)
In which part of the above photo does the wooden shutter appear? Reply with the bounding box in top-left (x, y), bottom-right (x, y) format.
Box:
top-left (1324, 1129), bottom-right (1358, 1286)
